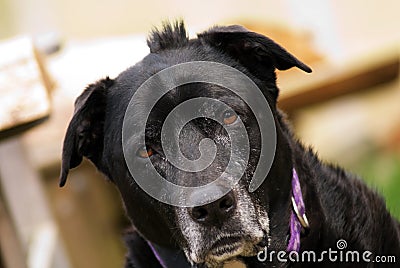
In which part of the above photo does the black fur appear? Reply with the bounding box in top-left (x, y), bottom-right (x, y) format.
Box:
top-left (60, 21), bottom-right (400, 267)
top-left (147, 21), bottom-right (189, 53)
top-left (60, 77), bottom-right (113, 186)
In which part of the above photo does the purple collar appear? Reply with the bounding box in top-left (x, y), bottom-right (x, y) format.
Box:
top-left (287, 168), bottom-right (309, 252)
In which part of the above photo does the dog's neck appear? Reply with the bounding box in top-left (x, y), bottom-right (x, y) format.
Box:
top-left (289, 133), bottom-right (400, 256)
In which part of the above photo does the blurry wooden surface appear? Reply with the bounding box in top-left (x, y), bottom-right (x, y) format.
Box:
top-left (279, 46), bottom-right (399, 113)
top-left (0, 37), bottom-right (53, 140)
top-left (0, 198), bottom-right (27, 268)
top-left (0, 36), bottom-right (69, 268)
top-left (44, 161), bottom-right (126, 268)
top-left (0, 138), bottom-right (71, 268)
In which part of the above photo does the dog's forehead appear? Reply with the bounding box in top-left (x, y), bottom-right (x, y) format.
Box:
top-left (116, 44), bottom-right (261, 141)
top-left (131, 81), bottom-right (248, 116)
top-left (128, 51), bottom-right (250, 106)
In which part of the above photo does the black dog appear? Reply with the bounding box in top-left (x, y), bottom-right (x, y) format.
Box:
top-left (60, 21), bottom-right (400, 267)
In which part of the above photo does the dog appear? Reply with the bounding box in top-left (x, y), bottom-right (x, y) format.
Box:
top-left (60, 21), bottom-right (400, 267)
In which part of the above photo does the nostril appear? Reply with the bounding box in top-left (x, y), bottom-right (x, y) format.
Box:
top-left (191, 207), bottom-right (208, 221)
top-left (219, 196), bottom-right (234, 211)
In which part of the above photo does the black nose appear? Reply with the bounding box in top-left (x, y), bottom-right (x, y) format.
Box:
top-left (188, 192), bottom-right (236, 227)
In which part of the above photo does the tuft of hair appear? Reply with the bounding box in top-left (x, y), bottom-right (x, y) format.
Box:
top-left (147, 20), bottom-right (189, 53)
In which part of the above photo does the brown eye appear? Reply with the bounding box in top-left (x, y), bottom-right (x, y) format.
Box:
top-left (137, 146), bottom-right (153, 158)
top-left (223, 110), bottom-right (238, 125)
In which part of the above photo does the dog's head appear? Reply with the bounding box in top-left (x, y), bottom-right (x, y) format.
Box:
top-left (60, 21), bottom-right (311, 265)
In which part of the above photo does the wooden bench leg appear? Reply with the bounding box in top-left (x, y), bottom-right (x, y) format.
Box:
top-left (0, 137), bottom-right (71, 268)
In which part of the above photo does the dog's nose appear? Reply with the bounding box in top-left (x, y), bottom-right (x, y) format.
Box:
top-left (188, 192), bottom-right (236, 227)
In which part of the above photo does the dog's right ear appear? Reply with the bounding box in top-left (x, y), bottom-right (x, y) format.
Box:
top-left (59, 77), bottom-right (113, 187)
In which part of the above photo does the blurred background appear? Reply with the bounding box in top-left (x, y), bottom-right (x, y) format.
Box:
top-left (0, 0), bottom-right (399, 267)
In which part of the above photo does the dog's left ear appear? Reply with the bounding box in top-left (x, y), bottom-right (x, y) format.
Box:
top-left (59, 77), bottom-right (113, 187)
top-left (198, 25), bottom-right (312, 77)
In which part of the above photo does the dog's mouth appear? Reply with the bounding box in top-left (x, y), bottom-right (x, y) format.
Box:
top-left (204, 235), bottom-right (264, 263)
top-left (209, 236), bottom-right (242, 259)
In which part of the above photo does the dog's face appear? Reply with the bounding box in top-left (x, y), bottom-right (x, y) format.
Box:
top-left (60, 22), bottom-right (311, 266)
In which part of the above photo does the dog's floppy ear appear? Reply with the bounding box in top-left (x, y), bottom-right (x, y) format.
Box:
top-left (59, 77), bottom-right (113, 187)
top-left (198, 25), bottom-right (312, 76)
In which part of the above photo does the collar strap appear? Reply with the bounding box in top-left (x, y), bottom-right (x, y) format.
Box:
top-left (287, 168), bottom-right (309, 252)
top-left (147, 241), bottom-right (168, 268)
